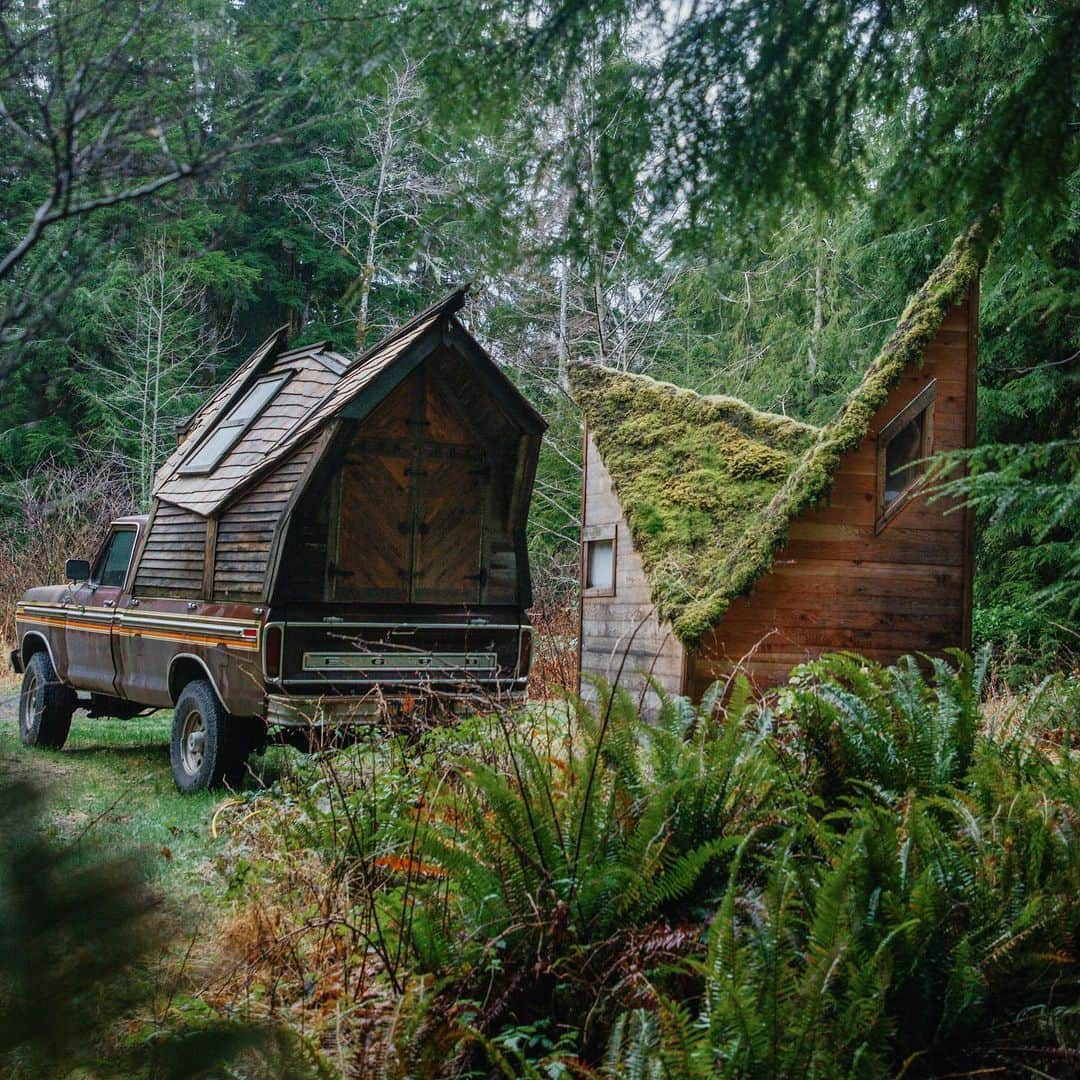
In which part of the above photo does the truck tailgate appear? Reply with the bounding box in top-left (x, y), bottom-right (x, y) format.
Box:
top-left (271, 612), bottom-right (527, 693)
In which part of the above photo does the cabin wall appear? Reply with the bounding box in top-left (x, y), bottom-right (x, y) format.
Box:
top-left (212, 442), bottom-right (320, 601)
top-left (690, 290), bottom-right (978, 695)
top-left (132, 502), bottom-right (206, 598)
top-left (579, 434), bottom-right (686, 714)
top-left (270, 352), bottom-right (530, 607)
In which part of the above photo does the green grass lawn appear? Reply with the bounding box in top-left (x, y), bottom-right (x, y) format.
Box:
top-left (0, 673), bottom-right (564, 905)
top-left (0, 675), bottom-right (295, 900)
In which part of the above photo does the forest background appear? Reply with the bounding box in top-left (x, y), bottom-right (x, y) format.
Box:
top-left (0, 0), bottom-right (1076, 678)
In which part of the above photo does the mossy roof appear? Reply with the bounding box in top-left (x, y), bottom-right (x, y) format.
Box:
top-left (569, 219), bottom-right (996, 647)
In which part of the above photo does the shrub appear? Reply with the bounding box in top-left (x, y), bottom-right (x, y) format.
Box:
top-left (211, 657), bottom-right (1080, 1077)
top-left (776, 649), bottom-right (987, 802)
top-left (606, 657), bottom-right (1080, 1079)
top-left (0, 458), bottom-right (133, 647)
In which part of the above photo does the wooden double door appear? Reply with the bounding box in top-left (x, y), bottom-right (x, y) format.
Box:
top-left (331, 369), bottom-right (487, 604)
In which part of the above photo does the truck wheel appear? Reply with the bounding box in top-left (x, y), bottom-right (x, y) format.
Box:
top-left (19, 651), bottom-right (77, 750)
top-left (170, 680), bottom-right (241, 794)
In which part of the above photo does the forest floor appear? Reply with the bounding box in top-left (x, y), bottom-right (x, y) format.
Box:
top-left (0, 671), bottom-right (293, 901)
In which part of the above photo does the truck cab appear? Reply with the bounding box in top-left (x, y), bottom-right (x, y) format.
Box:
top-left (12, 292), bottom-right (544, 792)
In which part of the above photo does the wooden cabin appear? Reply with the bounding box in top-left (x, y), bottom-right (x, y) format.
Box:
top-left (140, 287), bottom-right (545, 626)
top-left (571, 225), bottom-right (990, 710)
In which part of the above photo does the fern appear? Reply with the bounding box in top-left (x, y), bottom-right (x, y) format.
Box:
top-left (777, 650), bottom-right (986, 802)
top-left (389, 679), bottom-right (787, 1067)
top-left (604, 661), bottom-right (1080, 1078)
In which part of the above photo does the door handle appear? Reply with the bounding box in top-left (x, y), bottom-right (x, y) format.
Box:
top-left (103, 600), bottom-right (115, 608)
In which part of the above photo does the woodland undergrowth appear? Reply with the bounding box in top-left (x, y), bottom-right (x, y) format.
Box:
top-left (203, 652), bottom-right (1080, 1079)
top-left (0, 459), bottom-right (134, 647)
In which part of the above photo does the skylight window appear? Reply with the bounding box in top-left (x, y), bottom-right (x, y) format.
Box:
top-left (179, 375), bottom-right (288, 476)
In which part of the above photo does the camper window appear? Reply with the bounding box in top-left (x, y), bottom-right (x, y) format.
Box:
top-left (583, 525), bottom-right (617, 596)
top-left (876, 380), bottom-right (935, 532)
top-left (179, 374), bottom-right (289, 475)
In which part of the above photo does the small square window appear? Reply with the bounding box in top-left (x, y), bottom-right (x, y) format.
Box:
top-left (583, 525), bottom-right (617, 596)
top-left (883, 411), bottom-right (926, 507)
top-left (876, 380), bottom-right (935, 532)
top-left (587, 539), bottom-right (614, 589)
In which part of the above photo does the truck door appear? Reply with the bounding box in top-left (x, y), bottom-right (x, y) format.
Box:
top-left (64, 526), bottom-right (136, 694)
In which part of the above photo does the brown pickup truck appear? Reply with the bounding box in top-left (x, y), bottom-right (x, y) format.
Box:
top-left (11, 291), bottom-right (544, 791)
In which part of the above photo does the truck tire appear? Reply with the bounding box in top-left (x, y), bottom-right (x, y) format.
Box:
top-left (18, 650), bottom-right (77, 750)
top-left (170, 680), bottom-right (248, 794)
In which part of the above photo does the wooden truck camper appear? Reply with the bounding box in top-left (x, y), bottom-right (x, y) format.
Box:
top-left (571, 224), bottom-right (990, 712)
top-left (14, 289), bottom-right (547, 791)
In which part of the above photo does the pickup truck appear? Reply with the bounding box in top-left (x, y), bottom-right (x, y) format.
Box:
top-left (10, 292), bottom-right (544, 792)
top-left (12, 515), bottom-right (533, 792)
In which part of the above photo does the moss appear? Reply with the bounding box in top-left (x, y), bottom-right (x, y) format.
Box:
top-left (570, 217), bottom-right (998, 647)
top-left (569, 364), bottom-right (819, 625)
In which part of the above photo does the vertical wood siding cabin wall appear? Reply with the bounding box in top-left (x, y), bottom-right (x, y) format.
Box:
top-left (572, 224), bottom-right (991, 708)
top-left (579, 438), bottom-right (686, 711)
top-left (130, 289), bottom-right (545, 612)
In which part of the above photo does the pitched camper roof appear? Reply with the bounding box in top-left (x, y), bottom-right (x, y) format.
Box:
top-left (569, 219), bottom-right (995, 646)
top-left (154, 288), bottom-right (545, 517)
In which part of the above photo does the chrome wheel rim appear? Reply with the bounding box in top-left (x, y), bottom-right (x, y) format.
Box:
top-left (19, 670), bottom-right (37, 735)
top-left (180, 709), bottom-right (206, 775)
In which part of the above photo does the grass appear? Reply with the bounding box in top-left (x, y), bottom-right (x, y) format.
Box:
top-left (0, 672), bottom-right (294, 900)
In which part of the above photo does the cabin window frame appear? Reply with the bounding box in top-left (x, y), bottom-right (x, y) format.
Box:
top-left (582, 523), bottom-right (617, 597)
top-left (178, 371), bottom-right (294, 477)
top-left (875, 379), bottom-right (936, 533)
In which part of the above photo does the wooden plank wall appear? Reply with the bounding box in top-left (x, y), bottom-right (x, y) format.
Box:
top-left (213, 442), bottom-right (318, 601)
top-left (433, 351), bottom-right (524, 606)
top-left (132, 503), bottom-right (206, 598)
top-left (691, 291), bottom-right (977, 695)
top-left (268, 350), bottom-right (529, 607)
top-left (579, 435), bottom-right (686, 714)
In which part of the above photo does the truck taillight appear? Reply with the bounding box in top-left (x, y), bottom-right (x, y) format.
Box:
top-left (264, 625), bottom-right (282, 680)
top-left (517, 627), bottom-right (532, 677)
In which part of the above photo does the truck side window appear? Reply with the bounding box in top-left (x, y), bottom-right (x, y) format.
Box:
top-left (94, 529), bottom-right (137, 588)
